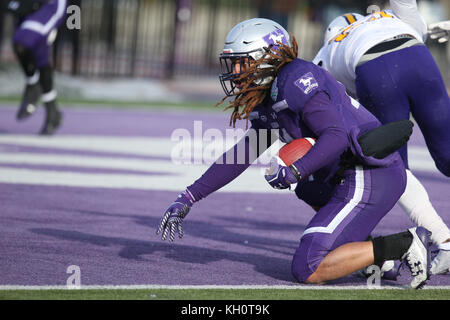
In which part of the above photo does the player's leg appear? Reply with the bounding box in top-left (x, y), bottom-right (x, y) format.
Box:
top-left (296, 167), bottom-right (403, 280)
top-left (356, 47), bottom-right (450, 272)
top-left (12, 22), bottom-right (41, 120)
top-left (399, 170), bottom-right (450, 244)
top-left (355, 56), bottom-right (411, 166)
top-left (14, 1), bottom-right (67, 134)
top-left (394, 45), bottom-right (450, 274)
top-left (292, 163), bottom-right (406, 283)
top-left (37, 51), bottom-right (62, 135)
top-left (304, 240), bottom-right (374, 283)
top-left (403, 45), bottom-right (450, 177)
top-left (291, 161), bottom-right (433, 288)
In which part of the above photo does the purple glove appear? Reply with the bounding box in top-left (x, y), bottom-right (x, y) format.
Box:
top-left (264, 160), bottom-right (298, 190)
top-left (156, 190), bottom-right (195, 242)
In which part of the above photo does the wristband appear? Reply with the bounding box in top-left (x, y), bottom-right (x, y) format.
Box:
top-left (289, 164), bottom-right (302, 181)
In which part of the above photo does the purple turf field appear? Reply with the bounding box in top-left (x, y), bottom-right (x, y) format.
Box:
top-left (0, 104), bottom-right (449, 288)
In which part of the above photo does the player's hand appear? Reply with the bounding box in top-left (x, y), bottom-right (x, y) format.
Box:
top-left (429, 20), bottom-right (450, 43)
top-left (156, 191), bottom-right (194, 242)
top-left (264, 158), bottom-right (297, 190)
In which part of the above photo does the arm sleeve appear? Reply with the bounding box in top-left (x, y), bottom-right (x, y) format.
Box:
top-left (291, 91), bottom-right (349, 178)
top-left (390, 0), bottom-right (428, 40)
top-left (186, 126), bottom-right (275, 202)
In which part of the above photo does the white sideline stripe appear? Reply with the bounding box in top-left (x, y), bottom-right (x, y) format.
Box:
top-left (0, 152), bottom-right (191, 173)
top-left (0, 136), bottom-right (440, 194)
top-left (21, 0), bottom-right (67, 35)
top-left (0, 135), bottom-right (182, 158)
top-left (0, 285), bottom-right (449, 290)
top-left (301, 165), bottom-right (364, 237)
top-left (0, 135), bottom-right (249, 158)
top-left (0, 136), bottom-right (438, 174)
top-left (0, 166), bottom-right (280, 193)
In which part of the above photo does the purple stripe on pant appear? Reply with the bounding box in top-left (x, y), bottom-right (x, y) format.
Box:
top-left (12, 0), bottom-right (67, 68)
top-left (291, 159), bottom-right (406, 283)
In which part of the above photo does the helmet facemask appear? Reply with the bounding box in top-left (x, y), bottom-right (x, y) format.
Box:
top-left (219, 43), bottom-right (286, 97)
top-left (217, 37), bottom-right (298, 128)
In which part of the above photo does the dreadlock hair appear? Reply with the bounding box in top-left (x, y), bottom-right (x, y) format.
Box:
top-left (217, 35), bottom-right (299, 128)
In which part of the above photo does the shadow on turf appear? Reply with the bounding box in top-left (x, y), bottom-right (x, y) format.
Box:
top-left (74, 209), bottom-right (304, 255)
top-left (30, 225), bottom-right (296, 282)
top-left (29, 210), bottom-right (388, 286)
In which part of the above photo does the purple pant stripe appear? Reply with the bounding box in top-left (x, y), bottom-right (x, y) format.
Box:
top-left (300, 165), bottom-right (366, 238)
top-left (291, 161), bottom-right (405, 282)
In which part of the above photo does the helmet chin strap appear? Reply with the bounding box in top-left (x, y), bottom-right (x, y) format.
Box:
top-left (250, 49), bottom-right (276, 87)
top-left (253, 73), bottom-right (274, 86)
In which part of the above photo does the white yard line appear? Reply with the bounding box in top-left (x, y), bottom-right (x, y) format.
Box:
top-left (0, 135), bottom-right (440, 192)
top-left (0, 284), bottom-right (449, 290)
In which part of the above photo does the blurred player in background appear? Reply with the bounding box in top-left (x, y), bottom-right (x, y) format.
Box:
top-left (1, 0), bottom-right (67, 135)
top-left (428, 20), bottom-right (450, 43)
top-left (313, 0), bottom-right (450, 275)
top-left (157, 18), bottom-right (433, 288)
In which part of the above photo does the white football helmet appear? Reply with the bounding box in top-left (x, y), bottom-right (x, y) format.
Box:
top-left (219, 18), bottom-right (291, 96)
top-left (324, 13), bottom-right (364, 45)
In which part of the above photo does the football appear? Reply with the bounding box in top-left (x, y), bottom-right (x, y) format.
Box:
top-left (278, 137), bottom-right (316, 166)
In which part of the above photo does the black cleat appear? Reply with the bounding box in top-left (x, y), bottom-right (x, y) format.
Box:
top-left (40, 100), bottom-right (63, 135)
top-left (17, 83), bottom-right (41, 120)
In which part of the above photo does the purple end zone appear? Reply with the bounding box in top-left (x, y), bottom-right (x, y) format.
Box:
top-left (0, 105), bottom-right (449, 287)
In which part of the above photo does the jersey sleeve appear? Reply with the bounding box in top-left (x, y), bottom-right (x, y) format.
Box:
top-left (290, 91), bottom-right (349, 178)
top-left (278, 64), bottom-right (328, 114)
top-left (390, 0), bottom-right (428, 40)
top-left (186, 126), bottom-right (275, 201)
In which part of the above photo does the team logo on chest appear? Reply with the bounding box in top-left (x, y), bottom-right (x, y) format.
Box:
top-left (294, 72), bottom-right (319, 94)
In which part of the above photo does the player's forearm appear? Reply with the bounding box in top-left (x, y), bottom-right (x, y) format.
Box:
top-left (390, 0), bottom-right (428, 39)
top-left (186, 128), bottom-right (270, 201)
top-left (186, 161), bottom-right (251, 201)
top-left (292, 128), bottom-right (348, 179)
top-left (292, 92), bottom-right (349, 178)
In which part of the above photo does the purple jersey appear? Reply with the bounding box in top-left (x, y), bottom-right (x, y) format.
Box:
top-left (252, 58), bottom-right (399, 177)
top-left (184, 57), bottom-right (407, 285)
top-left (187, 58), bottom-right (401, 202)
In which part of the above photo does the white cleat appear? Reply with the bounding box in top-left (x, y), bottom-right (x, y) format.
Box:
top-left (430, 245), bottom-right (450, 275)
top-left (402, 227), bottom-right (432, 289)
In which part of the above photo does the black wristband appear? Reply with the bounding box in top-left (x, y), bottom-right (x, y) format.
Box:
top-left (289, 164), bottom-right (302, 181)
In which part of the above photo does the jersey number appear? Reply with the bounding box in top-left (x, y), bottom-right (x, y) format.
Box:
top-left (330, 11), bottom-right (394, 44)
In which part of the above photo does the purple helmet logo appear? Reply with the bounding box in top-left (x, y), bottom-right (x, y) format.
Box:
top-left (263, 29), bottom-right (288, 47)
